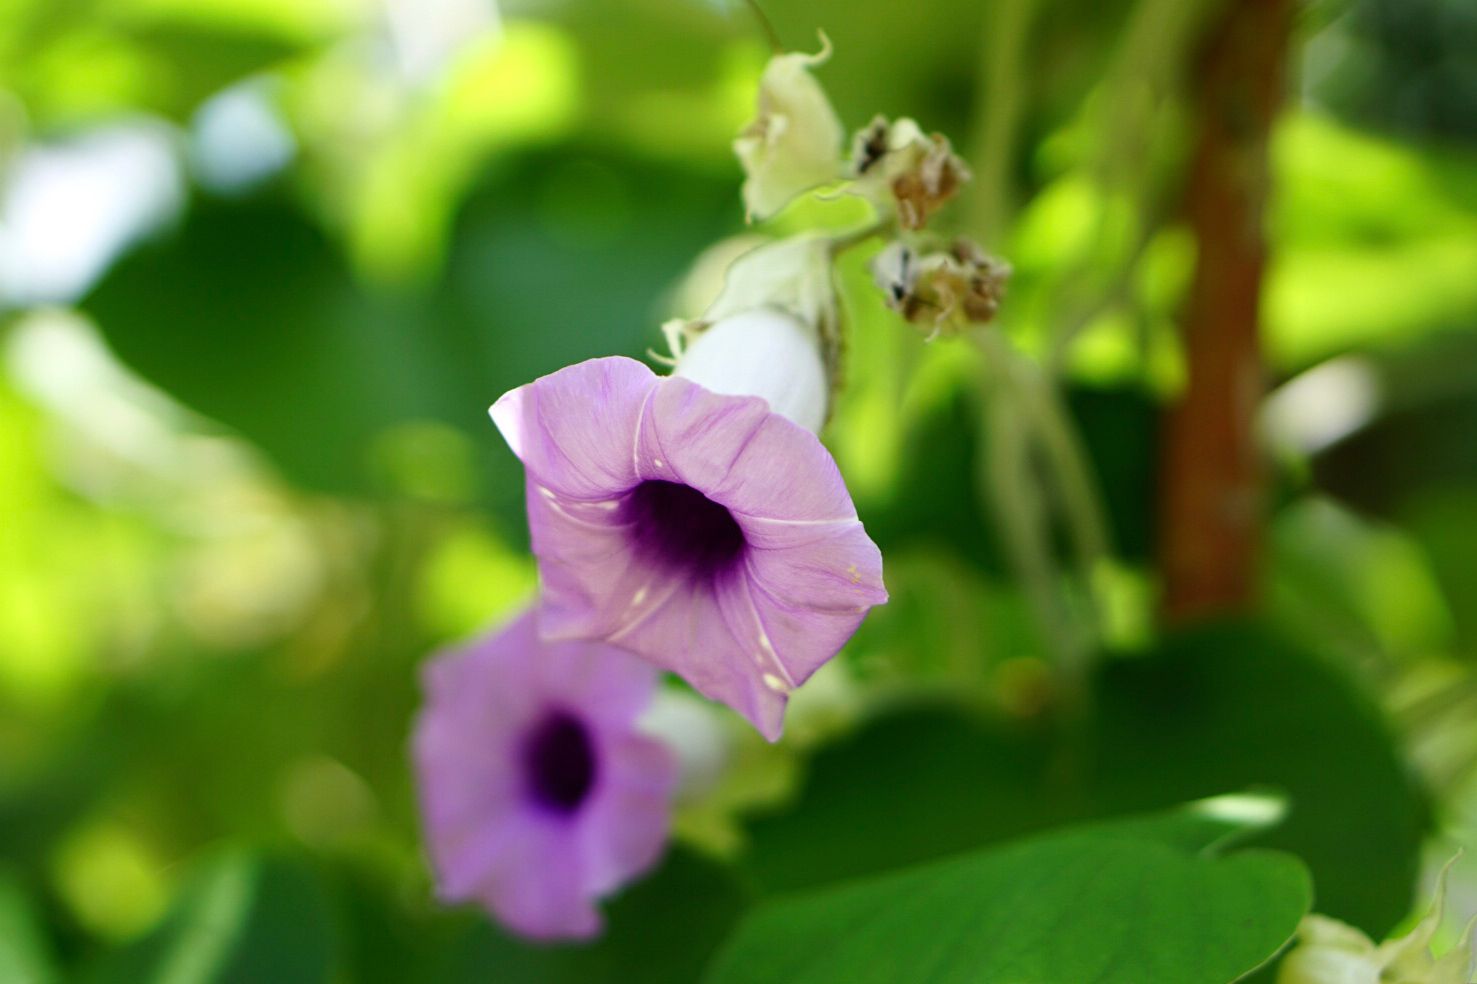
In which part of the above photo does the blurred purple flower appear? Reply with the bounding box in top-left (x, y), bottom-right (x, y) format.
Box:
top-left (412, 609), bottom-right (675, 941)
top-left (491, 356), bottom-right (887, 741)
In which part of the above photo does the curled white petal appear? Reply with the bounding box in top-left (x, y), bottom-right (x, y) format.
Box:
top-left (734, 38), bottom-right (844, 221)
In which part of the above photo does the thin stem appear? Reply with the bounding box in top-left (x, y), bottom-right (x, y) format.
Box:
top-left (1044, 203), bottom-right (1165, 374)
top-left (966, 0), bottom-right (1037, 245)
top-left (739, 0), bottom-right (784, 53)
top-left (1044, 0), bottom-right (1218, 373)
top-left (980, 328), bottom-right (1111, 585)
top-left (1017, 360), bottom-right (1111, 571)
top-left (974, 330), bottom-right (1097, 708)
top-left (980, 366), bottom-right (1075, 655)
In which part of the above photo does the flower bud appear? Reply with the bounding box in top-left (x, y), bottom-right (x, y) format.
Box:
top-left (734, 38), bottom-right (845, 222)
top-left (849, 116), bottom-right (971, 229)
top-left (674, 308), bottom-right (828, 434)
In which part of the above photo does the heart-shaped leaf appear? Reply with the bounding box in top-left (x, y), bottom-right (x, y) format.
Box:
top-left (706, 805), bottom-right (1310, 984)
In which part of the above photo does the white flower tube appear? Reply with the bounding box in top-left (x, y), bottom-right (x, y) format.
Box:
top-left (674, 307), bottom-right (828, 435)
top-left (669, 235), bottom-right (839, 435)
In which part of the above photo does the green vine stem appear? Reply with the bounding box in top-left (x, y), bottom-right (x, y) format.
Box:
top-left (974, 326), bottom-right (1110, 704)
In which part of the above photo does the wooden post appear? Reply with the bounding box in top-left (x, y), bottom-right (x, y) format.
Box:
top-left (1157, 0), bottom-right (1292, 623)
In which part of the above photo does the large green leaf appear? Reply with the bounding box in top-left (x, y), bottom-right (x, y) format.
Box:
top-left (82, 851), bottom-right (339, 984)
top-left (743, 621), bottom-right (1426, 937)
top-left (705, 806), bottom-right (1311, 984)
top-left (81, 150), bottom-right (737, 520)
top-left (743, 703), bottom-right (1063, 890)
top-left (1086, 622), bottom-right (1427, 937)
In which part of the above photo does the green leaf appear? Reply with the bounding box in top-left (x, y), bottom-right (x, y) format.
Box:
top-left (705, 808), bottom-right (1311, 984)
top-left (742, 703), bottom-right (1064, 891)
top-left (83, 850), bottom-right (339, 984)
top-left (429, 849), bottom-right (751, 984)
top-left (1089, 622), bottom-right (1427, 936)
top-left (81, 150), bottom-right (737, 524)
top-left (0, 872), bottom-right (56, 984)
top-left (121, 23), bottom-right (303, 119)
top-left (744, 621), bottom-right (1426, 938)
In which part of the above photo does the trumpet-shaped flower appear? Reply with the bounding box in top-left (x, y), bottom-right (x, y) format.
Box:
top-left (491, 354), bottom-right (886, 740)
top-left (412, 610), bottom-right (675, 940)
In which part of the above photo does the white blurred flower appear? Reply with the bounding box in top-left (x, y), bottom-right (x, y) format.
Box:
top-left (638, 688), bottom-right (733, 801)
top-left (0, 122), bottom-right (182, 306)
top-left (1278, 856), bottom-right (1475, 984)
top-left (734, 37), bottom-right (845, 222)
top-left (381, 0), bottom-right (500, 84)
top-left (190, 80), bottom-right (296, 193)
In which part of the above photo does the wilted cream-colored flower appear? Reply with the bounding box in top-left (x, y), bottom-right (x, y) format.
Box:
top-left (849, 116), bottom-right (971, 229)
top-left (734, 38), bottom-right (845, 222)
top-left (871, 237), bottom-right (1009, 339)
top-left (1277, 856), bottom-right (1475, 984)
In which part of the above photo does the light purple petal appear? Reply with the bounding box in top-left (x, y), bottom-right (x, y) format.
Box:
top-left (524, 477), bottom-right (663, 643)
top-left (533, 614), bottom-right (661, 728)
top-left (635, 377), bottom-right (858, 523)
top-left (491, 357), bottom-right (657, 500)
top-left (411, 608), bottom-right (676, 942)
top-left (632, 376), bottom-right (770, 490)
top-left (592, 576), bottom-right (785, 740)
top-left (476, 813), bottom-right (601, 940)
top-left (577, 733), bottom-right (676, 894)
top-left (742, 520), bottom-right (887, 684)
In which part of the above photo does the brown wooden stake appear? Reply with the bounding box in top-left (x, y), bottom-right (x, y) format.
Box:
top-left (1157, 0), bottom-right (1292, 623)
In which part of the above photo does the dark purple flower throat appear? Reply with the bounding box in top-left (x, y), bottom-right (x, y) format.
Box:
top-left (623, 480), bottom-right (746, 581)
top-left (522, 710), bottom-right (597, 814)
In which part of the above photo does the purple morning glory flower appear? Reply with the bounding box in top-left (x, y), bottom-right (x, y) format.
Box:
top-left (490, 352), bottom-right (887, 741)
top-left (412, 609), bottom-right (675, 940)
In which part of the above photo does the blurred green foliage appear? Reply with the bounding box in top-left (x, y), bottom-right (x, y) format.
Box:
top-left (2, 0), bottom-right (1476, 980)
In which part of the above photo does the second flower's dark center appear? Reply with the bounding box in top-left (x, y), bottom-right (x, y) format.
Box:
top-left (624, 480), bottom-right (746, 581)
top-left (522, 710), bottom-right (597, 815)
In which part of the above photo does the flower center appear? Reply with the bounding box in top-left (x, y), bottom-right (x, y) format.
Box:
top-left (522, 710), bottom-right (597, 815)
top-left (623, 480), bottom-right (747, 581)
